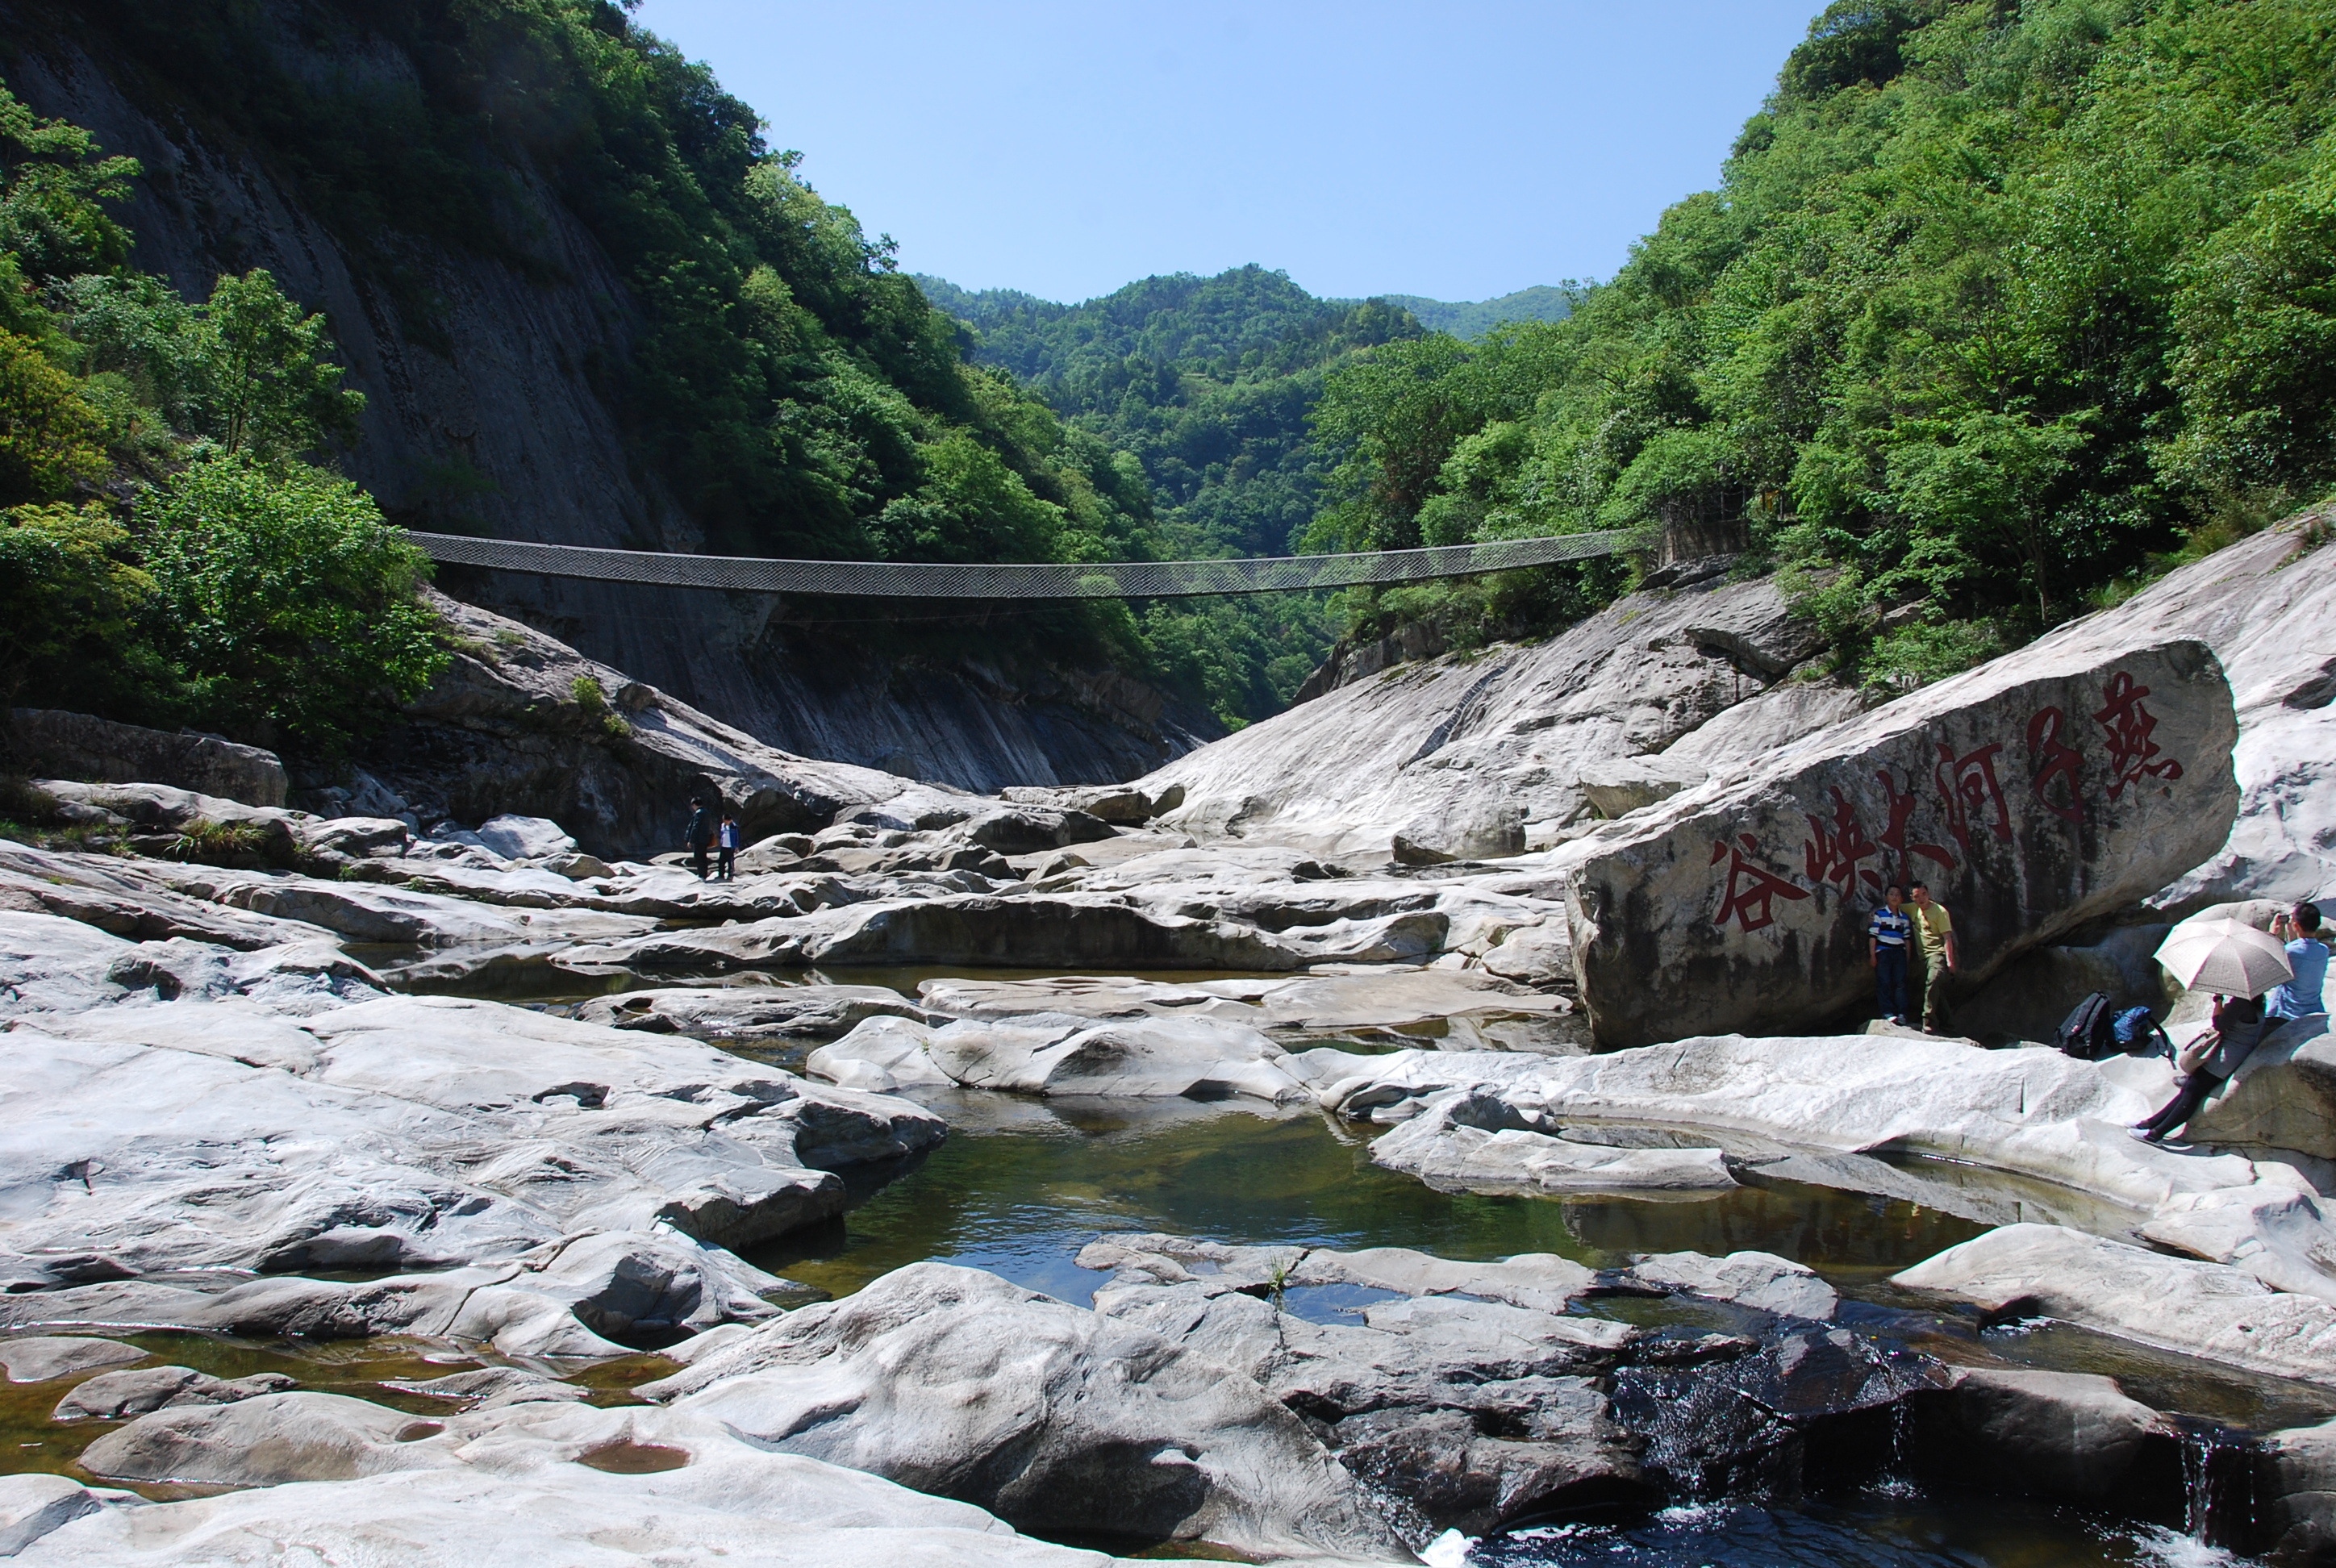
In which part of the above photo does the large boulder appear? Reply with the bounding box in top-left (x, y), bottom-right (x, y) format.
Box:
top-left (1906, 1367), bottom-right (2174, 1508)
top-left (6, 708), bottom-right (287, 807)
top-left (637, 1261), bottom-right (1409, 1562)
top-left (1894, 1223), bottom-right (2336, 1387)
top-left (2255, 1413), bottom-right (2336, 1565)
top-left (2050, 510), bottom-right (2336, 915)
top-left (1141, 573), bottom-right (1855, 857)
top-left (1566, 637), bottom-right (2238, 1047)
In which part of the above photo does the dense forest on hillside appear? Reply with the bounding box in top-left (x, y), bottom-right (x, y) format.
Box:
top-left (0, 77), bottom-right (446, 760)
top-left (1373, 286), bottom-right (1578, 340)
top-left (1, 0), bottom-right (1200, 749)
top-left (919, 267), bottom-right (1424, 719)
top-left (1312, 0), bottom-right (2336, 686)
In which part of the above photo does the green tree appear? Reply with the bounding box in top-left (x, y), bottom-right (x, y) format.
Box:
top-left (0, 502), bottom-right (155, 706)
top-left (188, 270), bottom-right (367, 458)
top-left (0, 327), bottom-right (106, 506)
top-left (0, 83), bottom-right (138, 285)
top-left (139, 457), bottom-right (447, 758)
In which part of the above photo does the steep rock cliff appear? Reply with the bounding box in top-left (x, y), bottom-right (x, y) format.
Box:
top-left (0, 10), bottom-right (1215, 790)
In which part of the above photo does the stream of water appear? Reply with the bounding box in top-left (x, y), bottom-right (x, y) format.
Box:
top-left (10, 964), bottom-right (2334, 1565)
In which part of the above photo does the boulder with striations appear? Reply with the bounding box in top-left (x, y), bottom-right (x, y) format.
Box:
top-left (1566, 636), bottom-right (2238, 1047)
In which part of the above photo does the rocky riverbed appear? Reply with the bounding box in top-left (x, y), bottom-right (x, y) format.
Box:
top-left (5, 514), bottom-right (2336, 1565)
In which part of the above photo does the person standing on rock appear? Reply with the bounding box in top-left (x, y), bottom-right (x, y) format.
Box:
top-left (715, 811), bottom-right (740, 882)
top-left (2133, 991), bottom-right (2271, 1144)
top-left (1869, 885), bottom-right (1913, 1026)
top-left (684, 796), bottom-right (715, 881)
top-left (2267, 903), bottom-right (2329, 1021)
top-left (1908, 882), bottom-right (1958, 1033)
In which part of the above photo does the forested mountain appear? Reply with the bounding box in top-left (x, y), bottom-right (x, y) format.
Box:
top-left (1309, 0), bottom-right (2336, 688)
top-left (917, 266), bottom-right (1420, 722)
top-left (0, 0), bottom-right (1219, 777)
top-left (1372, 286), bottom-right (1577, 340)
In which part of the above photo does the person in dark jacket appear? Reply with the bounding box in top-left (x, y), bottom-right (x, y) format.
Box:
top-left (2132, 992), bottom-right (2270, 1144)
top-left (684, 796), bottom-right (714, 881)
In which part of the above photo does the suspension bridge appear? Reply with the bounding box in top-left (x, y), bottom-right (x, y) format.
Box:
top-left (404, 528), bottom-right (1632, 598)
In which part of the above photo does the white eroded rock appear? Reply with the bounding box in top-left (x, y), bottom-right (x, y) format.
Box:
top-left (578, 983), bottom-right (941, 1040)
top-left (30, 1390), bottom-right (1141, 1566)
top-left (1894, 1223), bottom-right (2336, 1386)
top-left (637, 1261), bottom-right (1409, 1562)
top-left (811, 1012), bottom-right (1316, 1103)
top-left (1626, 1251), bottom-right (1839, 1320)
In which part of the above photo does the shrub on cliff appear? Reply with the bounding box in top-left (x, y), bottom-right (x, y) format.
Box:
top-left (138, 456), bottom-right (447, 760)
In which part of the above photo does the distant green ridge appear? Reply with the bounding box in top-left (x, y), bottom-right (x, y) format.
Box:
top-left (1366, 286), bottom-right (1578, 339)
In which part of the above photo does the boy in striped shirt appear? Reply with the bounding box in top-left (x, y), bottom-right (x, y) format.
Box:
top-left (1869, 885), bottom-right (1913, 1026)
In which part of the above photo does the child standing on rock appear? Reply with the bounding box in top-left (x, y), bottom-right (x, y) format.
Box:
top-left (715, 813), bottom-right (740, 882)
top-left (1869, 885), bottom-right (1913, 1026)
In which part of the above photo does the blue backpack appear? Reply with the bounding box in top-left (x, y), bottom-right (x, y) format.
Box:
top-left (2112, 1006), bottom-right (2173, 1059)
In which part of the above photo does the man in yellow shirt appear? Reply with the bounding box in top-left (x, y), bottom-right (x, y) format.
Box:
top-left (1908, 882), bottom-right (1958, 1033)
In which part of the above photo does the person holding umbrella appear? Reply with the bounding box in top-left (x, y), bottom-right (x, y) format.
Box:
top-left (2131, 916), bottom-right (2295, 1145)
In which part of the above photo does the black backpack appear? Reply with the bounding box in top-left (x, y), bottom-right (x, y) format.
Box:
top-left (2056, 991), bottom-right (2117, 1059)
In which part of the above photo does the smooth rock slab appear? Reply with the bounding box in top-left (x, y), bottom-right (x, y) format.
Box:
top-left (0, 1336), bottom-right (144, 1382)
top-left (1567, 637), bottom-right (2239, 1046)
top-left (638, 1261), bottom-right (1408, 1562)
top-left (1367, 1091), bottom-right (1738, 1194)
top-left (1894, 1223), bottom-right (2336, 1386)
top-left (578, 983), bottom-right (941, 1040)
top-left (811, 1012), bottom-right (1318, 1103)
top-left (1627, 1250), bottom-right (1838, 1320)
top-left (52, 1366), bottom-right (294, 1420)
top-left (19, 1403), bottom-right (1163, 1566)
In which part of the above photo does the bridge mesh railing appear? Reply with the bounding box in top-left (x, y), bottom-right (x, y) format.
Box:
top-left (405, 528), bottom-right (1632, 598)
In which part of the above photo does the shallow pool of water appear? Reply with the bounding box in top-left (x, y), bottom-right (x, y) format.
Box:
top-left (744, 1096), bottom-right (1996, 1308)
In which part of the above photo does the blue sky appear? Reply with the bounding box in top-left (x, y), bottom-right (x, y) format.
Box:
top-left (635, 1), bottom-right (1821, 306)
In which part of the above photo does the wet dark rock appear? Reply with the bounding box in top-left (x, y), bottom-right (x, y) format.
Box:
top-left (1902, 1367), bottom-right (2180, 1511)
top-left (8, 709), bottom-right (287, 808)
top-left (1608, 1324), bottom-right (1951, 1500)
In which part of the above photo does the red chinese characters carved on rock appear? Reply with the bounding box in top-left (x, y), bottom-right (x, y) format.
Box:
top-left (1876, 766), bottom-right (1957, 883)
top-left (1711, 834), bottom-right (1811, 933)
top-left (1934, 741), bottom-right (2014, 854)
top-left (2092, 670), bottom-right (2184, 802)
top-left (1803, 786), bottom-right (1884, 895)
top-left (2025, 707), bottom-right (2085, 823)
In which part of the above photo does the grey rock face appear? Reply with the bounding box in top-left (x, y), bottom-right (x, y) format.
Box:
top-left (7, 710), bottom-right (287, 807)
top-left (2255, 1413), bottom-right (2336, 1565)
top-left (23, 1390), bottom-right (1177, 1566)
top-left (2032, 512), bottom-right (2336, 915)
top-left (0, 1474), bottom-right (109, 1558)
top-left (638, 1261), bottom-right (1409, 1562)
top-left (1576, 756), bottom-right (1709, 820)
top-left (1147, 573), bottom-right (1851, 858)
top-left (1566, 637), bottom-right (2238, 1047)
top-left (1895, 1223), bottom-right (2336, 1386)
top-left (52, 1366), bottom-right (295, 1420)
top-left (578, 984), bottom-right (942, 1040)
top-left (1, 935), bottom-right (941, 1341)
top-left (0, 1337), bottom-right (145, 1382)
top-left (1908, 1367), bottom-right (2172, 1505)
top-left (814, 1012), bottom-right (1316, 1103)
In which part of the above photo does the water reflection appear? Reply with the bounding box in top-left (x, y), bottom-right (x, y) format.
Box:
top-left (749, 1096), bottom-right (1992, 1307)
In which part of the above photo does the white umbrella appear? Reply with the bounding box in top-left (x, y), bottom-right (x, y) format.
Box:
top-left (2155, 917), bottom-right (2295, 999)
